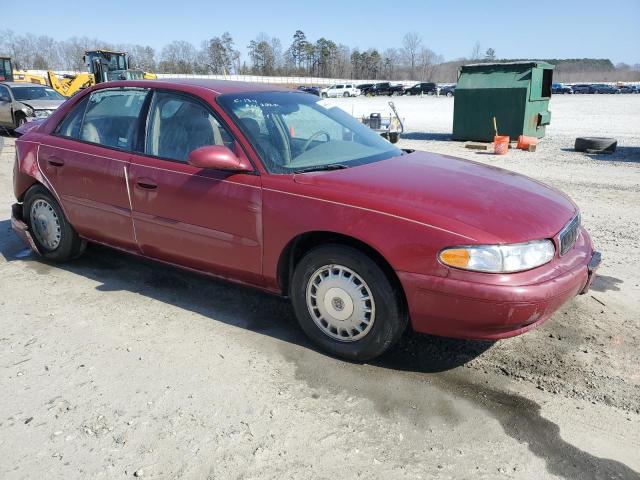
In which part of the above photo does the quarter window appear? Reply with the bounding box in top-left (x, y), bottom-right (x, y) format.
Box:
top-left (79, 88), bottom-right (148, 150)
top-left (145, 91), bottom-right (233, 163)
top-left (55, 96), bottom-right (89, 139)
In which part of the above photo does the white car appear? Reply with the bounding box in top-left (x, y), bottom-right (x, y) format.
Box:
top-left (320, 84), bottom-right (361, 98)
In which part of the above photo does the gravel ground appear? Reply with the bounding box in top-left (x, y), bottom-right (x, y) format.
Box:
top-left (0, 94), bottom-right (639, 479)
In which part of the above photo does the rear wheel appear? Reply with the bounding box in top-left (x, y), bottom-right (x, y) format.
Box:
top-left (23, 185), bottom-right (85, 261)
top-left (291, 245), bottom-right (407, 361)
top-left (343, 92), bottom-right (349, 97)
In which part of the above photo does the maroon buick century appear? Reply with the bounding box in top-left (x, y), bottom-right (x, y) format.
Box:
top-left (12, 79), bottom-right (600, 360)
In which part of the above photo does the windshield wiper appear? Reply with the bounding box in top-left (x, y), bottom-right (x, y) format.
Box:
top-left (292, 164), bottom-right (349, 174)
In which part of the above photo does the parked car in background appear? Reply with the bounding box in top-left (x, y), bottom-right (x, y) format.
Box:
top-left (552, 83), bottom-right (573, 94)
top-left (0, 82), bottom-right (66, 130)
top-left (571, 84), bottom-right (591, 94)
top-left (297, 86), bottom-right (320, 96)
top-left (589, 84), bottom-right (621, 94)
top-left (404, 82), bottom-right (437, 96)
top-left (369, 82), bottom-right (404, 96)
top-left (356, 83), bottom-right (374, 93)
top-left (439, 84), bottom-right (456, 97)
top-left (320, 84), bottom-right (360, 98)
top-left (618, 84), bottom-right (638, 94)
top-left (11, 79), bottom-right (600, 361)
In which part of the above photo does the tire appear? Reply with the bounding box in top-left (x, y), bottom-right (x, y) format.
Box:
top-left (574, 137), bottom-right (617, 154)
top-left (321, 93), bottom-right (327, 99)
top-left (23, 185), bottom-right (85, 261)
top-left (343, 92), bottom-right (349, 97)
top-left (446, 91), bottom-right (453, 97)
top-left (291, 245), bottom-right (407, 361)
top-left (593, 90), bottom-right (599, 94)
top-left (14, 113), bottom-right (27, 129)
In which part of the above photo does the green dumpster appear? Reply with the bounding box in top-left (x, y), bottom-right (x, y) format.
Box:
top-left (452, 61), bottom-right (554, 142)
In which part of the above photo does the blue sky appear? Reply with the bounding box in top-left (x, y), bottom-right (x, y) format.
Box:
top-left (5, 0), bottom-right (640, 64)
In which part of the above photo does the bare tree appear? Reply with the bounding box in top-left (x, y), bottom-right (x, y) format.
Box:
top-left (485, 48), bottom-right (496, 61)
top-left (402, 32), bottom-right (422, 79)
top-left (418, 47), bottom-right (440, 81)
top-left (470, 41), bottom-right (482, 60)
top-left (248, 34), bottom-right (277, 75)
top-left (381, 48), bottom-right (400, 79)
top-left (201, 32), bottom-right (239, 74)
top-left (159, 41), bottom-right (197, 74)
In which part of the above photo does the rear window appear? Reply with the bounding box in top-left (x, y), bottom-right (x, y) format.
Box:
top-left (79, 88), bottom-right (149, 150)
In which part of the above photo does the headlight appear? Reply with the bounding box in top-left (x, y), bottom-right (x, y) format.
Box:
top-left (439, 240), bottom-right (555, 273)
top-left (34, 109), bottom-right (52, 118)
top-left (23, 106), bottom-right (34, 116)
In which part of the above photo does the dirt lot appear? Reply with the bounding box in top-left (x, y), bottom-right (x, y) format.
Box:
top-left (1, 94), bottom-right (639, 479)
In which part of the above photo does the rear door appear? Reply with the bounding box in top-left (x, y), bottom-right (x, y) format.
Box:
top-left (0, 85), bottom-right (13, 126)
top-left (128, 90), bottom-right (262, 282)
top-left (38, 87), bottom-right (149, 250)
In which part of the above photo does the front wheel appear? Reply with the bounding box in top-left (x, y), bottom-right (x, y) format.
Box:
top-left (14, 114), bottom-right (27, 129)
top-left (291, 245), bottom-right (407, 361)
top-left (23, 185), bottom-right (85, 261)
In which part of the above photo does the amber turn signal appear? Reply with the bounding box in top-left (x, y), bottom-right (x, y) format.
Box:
top-left (439, 249), bottom-right (470, 268)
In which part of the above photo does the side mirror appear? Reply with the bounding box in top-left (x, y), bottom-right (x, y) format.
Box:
top-left (187, 145), bottom-right (252, 172)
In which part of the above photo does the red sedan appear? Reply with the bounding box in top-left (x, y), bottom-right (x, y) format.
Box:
top-left (11, 79), bottom-right (601, 360)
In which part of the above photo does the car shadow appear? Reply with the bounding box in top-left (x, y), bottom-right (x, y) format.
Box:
top-left (0, 217), bottom-right (490, 372)
top-left (0, 127), bottom-right (17, 138)
top-left (375, 331), bottom-right (494, 373)
top-left (3, 220), bottom-right (638, 479)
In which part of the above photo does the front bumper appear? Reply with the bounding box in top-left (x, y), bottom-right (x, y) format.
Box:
top-left (11, 203), bottom-right (41, 254)
top-left (398, 239), bottom-right (601, 340)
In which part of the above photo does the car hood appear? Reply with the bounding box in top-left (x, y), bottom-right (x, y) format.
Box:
top-left (293, 151), bottom-right (577, 244)
top-left (20, 99), bottom-right (64, 110)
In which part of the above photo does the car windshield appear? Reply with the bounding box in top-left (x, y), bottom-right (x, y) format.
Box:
top-left (12, 86), bottom-right (64, 101)
top-left (218, 91), bottom-right (402, 174)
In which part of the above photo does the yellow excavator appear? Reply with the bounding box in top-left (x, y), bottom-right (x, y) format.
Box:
top-left (48, 49), bottom-right (156, 97)
top-left (1, 55), bottom-right (50, 85)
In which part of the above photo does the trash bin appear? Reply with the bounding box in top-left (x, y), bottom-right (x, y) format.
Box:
top-left (452, 61), bottom-right (554, 142)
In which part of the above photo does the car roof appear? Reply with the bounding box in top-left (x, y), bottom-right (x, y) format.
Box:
top-left (89, 78), bottom-right (293, 96)
top-left (0, 81), bottom-right (49, 88)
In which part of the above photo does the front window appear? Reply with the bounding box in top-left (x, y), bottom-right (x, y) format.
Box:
top-left (86, 52), bottom-right (127, 72)
top-left (145, 91), bottom-right (234, 162)
top-left (11, 86), bottom-right (64, 101)
top-left (218, 91), bottom-right (402, 174)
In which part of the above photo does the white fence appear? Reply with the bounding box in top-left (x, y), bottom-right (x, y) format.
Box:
top-left (26, 70), bottom-right (418, 87)
top-left (24, 70), bottom-right (640, 88)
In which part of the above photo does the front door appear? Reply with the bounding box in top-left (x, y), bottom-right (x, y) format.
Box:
top-left (128, 90), bottom-right (263, 283)
top-left (38, 87), bottom-right (149, 251)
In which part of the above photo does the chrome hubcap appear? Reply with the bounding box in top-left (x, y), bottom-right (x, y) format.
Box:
top-left (30, 199), bottom-right (61, 250)
top-left (306, 264), bottom-right (375, 342)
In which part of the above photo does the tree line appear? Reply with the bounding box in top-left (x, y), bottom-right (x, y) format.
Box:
top-left (1, 29), bottom-right (638, 83)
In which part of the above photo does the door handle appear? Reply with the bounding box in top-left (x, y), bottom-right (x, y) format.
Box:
top-left (47, 156), bottom-right (65, 167)
top-left (136, 179), bottom-right (158, 190)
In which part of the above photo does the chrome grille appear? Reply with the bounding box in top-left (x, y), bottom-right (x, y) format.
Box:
top-left (558, 213), bottom-right (580, 256)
